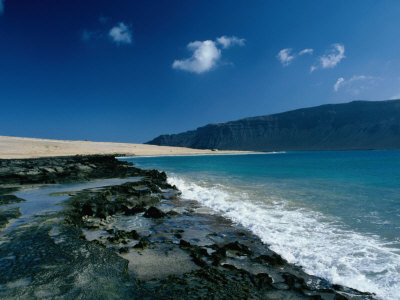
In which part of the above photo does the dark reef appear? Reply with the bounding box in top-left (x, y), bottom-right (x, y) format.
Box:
top-left (0, 155), bottom-right (375, 299)
top-left (148, 99), bottom-right (400, 151)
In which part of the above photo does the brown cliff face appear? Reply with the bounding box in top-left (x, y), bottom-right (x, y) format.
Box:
top-left (147, 100), bottom-right (400, 151)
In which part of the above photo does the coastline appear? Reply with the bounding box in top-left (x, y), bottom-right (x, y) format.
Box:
top-left (0, 136), bottom-right (252, 159)
top-left (0, 155), bottom-right (374, 299)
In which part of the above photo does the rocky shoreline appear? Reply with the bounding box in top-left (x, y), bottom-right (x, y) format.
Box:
top-left (0, 155), bottom-right (374, 299)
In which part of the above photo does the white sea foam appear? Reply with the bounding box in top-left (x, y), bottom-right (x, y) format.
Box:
top-left (168, 175), bottom-right (400, 300)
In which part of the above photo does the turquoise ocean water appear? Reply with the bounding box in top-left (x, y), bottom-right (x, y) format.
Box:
top-left (124, 151), bottom-right (400, 299)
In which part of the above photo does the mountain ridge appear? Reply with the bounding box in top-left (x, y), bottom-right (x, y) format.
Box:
top-left (147, 99), bottom-right (400, 151)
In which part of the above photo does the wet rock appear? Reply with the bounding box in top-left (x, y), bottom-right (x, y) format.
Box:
top-left (119, 247), bottom-right (129, 254)
top-left (123, 204), bottom-right (146, 216)
top-left (221, 263), bottom-right (238, 270)
top-left (143, 206), bottom-right (166, 219)
top-left (0, 155), bottom-right (168, 185)
top-left (253, 253), bottom-right (287, 267)
top-left (133, 237), bottom-right (151, 250)
top-left (81, 203), bottom-right (94, 216)
top-left (166, 210), bottom-right (179, 217)
top-left (0, 194), bottom-right (26, 206)
top-left (129, 230), bottom-right (140, 240)
top-left (107, 230), bottom-right (129, 244)
top-left (179, 240), bottom-right (210, 267)
top-left (0, 207), bottom-right (21, 229)
top-left (92, 240), bottom-right (106, 248)
top-left (281, 273), bottom-right (307, 292)
top-left (0, 222), bottom-right (137, 299)
top-left (211, 247), bottom-right (227, 266)
top-left (0, 187), bottom-right (19, 195)
top-left (179, 239), bottom-right (191, 248)
top-left (253, 273), bottom-right (274, 289)
top-left (224, 241), bottom-right (252, 256)
top-left (190, 252), bottom-right (208, 267)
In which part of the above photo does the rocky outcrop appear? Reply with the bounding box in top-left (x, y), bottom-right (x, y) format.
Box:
top-left (0, 155), bottom-right (155, 185)
top-left (147, 99), bottom-right (400, 151)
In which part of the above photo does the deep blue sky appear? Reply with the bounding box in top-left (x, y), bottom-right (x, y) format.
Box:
top-left (1, 0), bottom-right (400, 142)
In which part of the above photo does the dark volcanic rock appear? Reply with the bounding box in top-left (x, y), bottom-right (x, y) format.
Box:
top-left (0, 221), bottom-right (137, 299)
top-left (147, 99), bottom-right (400, 151)
top-left (133, 237), bottom-right (151, 249)
top-left (143, 206), bottom-right (166, 219)
top-left (253, 253), bottom-right (287, 267)
top-left (65, 180), bottom-right (166, 226)
top-left (0, 187), bottom-right (19, 195)
top-left (0, 194), bottom-right (25, 206)
top-left (0, 207), bottom-right (21, 229)
top-left (224, 241), bottom-right (253, 256)
top-left (0, 155), bottom-right (170, 185)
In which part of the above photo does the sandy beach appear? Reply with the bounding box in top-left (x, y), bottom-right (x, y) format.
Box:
top-left (0, 136), bottom-right (250, 159)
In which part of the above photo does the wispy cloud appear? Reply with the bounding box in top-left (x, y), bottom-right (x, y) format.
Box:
top-left (81, 29), bottom-right (101, 42)
top-left (216, 36), bottom-right (245, 49)
top-left (173, 36), bottom-right (245, 74)
top-left (109, 22), bottom-right (133, 45)
top-left (333, 77), bottom-right (346, 92)
top-left (277, 48), bottom-right (295, 66)
top-left (277, 48), bottom-right (314, 66)
top-left (312, 43), bottom-right (345, 72)
top-left (82, 19), bottom-right (133, 46)
top-left (333, 75), bottom-right (375, 93)
top-left (299, 48), bottom-right (314, 55)
top-left (0, 0), bottom-right (5, 15)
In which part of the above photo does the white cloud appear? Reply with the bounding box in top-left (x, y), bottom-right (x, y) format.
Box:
top-left (109, 22), bottom-right (132, 45)
top-left (172, 40), bottom-right (221, 73)
top-left (334, 77), bottom-right (345, 92)
top-left (216, 36), bottom-right (245, 49)
top-left (277, 48), bottom-right (295, 66)
top-left (277, 48), bottom-right (313, 67)
top-left (299, 48), bottom-right (314, 55)
top-left (172, 36), bottom-right (245, 74)
top-left (333, 75), bottom-right (375, 93)
top-left (0, 0), bottom-right (5, 15)
top-left (320, 43), bottom-right (345, 69)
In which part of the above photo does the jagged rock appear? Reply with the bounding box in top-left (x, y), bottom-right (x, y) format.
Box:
top-left (129, 230), bottom-right (140, 240)
top-left (143, 206), bottom-right (166, 219)
top-left (253, 253), bottom-right (287, 267)
top-left (224, 241), bottom-right (252, 256)
top-left (0, 194), bottom-right (26, 206)
top-left (119, 247), bottom-right (129, 254)
top-left (0, 207), bottom-right (21, 229)
top-left (133, 237), bottom-right (150, 249)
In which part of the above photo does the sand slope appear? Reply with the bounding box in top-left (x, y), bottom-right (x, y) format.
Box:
top-left (0, 136), bottom-right (250, 159)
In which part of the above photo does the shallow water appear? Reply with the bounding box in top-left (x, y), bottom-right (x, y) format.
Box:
top-left (124, 151), bottom-right (400, 300)
top-left (2, 177), bottom-right (142, 234)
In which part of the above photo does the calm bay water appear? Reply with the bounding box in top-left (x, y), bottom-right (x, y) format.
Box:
top-left (124, 151), bottom-right (400, 299)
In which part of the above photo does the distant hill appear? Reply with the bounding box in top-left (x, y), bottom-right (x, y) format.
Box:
top-left (147, 100), bottom-right (400, 151)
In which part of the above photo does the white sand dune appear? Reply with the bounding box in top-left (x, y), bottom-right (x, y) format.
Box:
top-left (0, 136), bottom-right (250, 159)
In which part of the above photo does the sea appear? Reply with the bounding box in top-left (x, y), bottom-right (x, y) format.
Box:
top-left (123, 151), bottom-right (400, 300)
